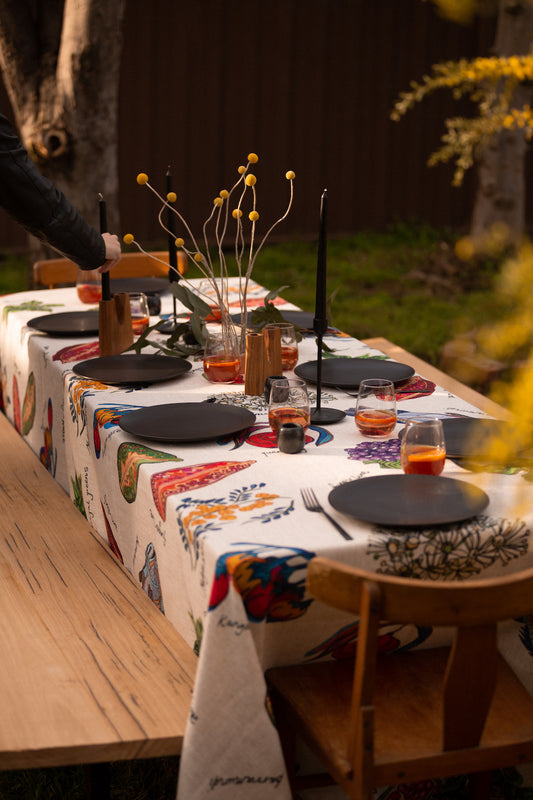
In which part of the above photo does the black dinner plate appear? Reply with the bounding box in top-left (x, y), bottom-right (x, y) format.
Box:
top-left (72, 354), bottom-right (191, 385)
top-left (119, 402), bottom-right (256, 442)
top-left (27, 310), bottom-right (99, 337)
top-left (441, 418), bottom-right (508, 459)
top-left (295, 358), bottom-right (415, 389)
top-left (231, 310), bottom-right (315, 330)
top-left (110, 277), bottom-right (170, 296)
top-left (328, 474), bottom-right (489, 527)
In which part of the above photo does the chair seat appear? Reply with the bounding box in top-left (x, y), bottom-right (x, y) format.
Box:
top-left (267, 646), bottom-right (533, 792)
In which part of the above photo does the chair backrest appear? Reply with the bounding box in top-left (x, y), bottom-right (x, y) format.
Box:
top-left (306, 556), bottom-right (533, 755)
top-left (34, 250), bottom-right (188, 289)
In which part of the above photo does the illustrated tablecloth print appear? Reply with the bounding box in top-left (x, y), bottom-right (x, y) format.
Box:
top-left (0, 281), bottom-right (531, 800)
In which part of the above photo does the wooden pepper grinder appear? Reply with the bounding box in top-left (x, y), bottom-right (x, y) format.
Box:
top-left (244, 332), bottom-right (267, 395)
top-left (97, 194), bottom-right (133, 356)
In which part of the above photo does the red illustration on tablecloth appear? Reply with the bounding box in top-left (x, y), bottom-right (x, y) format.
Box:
top-left (209, 544), bottom-right (314, 623)
top-left (101, 503), bottom-right (123, 563)
top-left (39, 398), bottom-right (57, 476)
top-left (53, 341), bottom-right (99, 364)
top-left (93, 404), bottom-right (143, 457)
top-left (118, 442), bottom-right (182, 503)
top-left (305, 620), bottom-right (432, 661)
top-left (151, 460), bottom-right (256, 520)
top-left (230, 422), bottom-right (329, 448)
top-left (394, 375), bottom-right (435, 400)
top-left (139, 542), bottom-right (164, 612)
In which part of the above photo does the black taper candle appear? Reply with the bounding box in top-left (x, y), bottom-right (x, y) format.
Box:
top-left (98, 193), bottom-right (111, 301)
top-left (166, 167), bottom-right (179, 284)
top-left (313, 189), bottom-right (328, 333)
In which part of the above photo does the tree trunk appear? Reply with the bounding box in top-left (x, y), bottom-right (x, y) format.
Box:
top-left (0, 0), bottom-right (126, 260)
top-left (470, 0), bottom-right (533, 238)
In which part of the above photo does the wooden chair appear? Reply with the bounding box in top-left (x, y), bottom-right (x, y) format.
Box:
top-left (33, 249), bottom-right (188, 289)
top-left (266, 556), bottom-right (533, 800)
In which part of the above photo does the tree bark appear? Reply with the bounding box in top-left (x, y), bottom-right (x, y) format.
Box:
top-left (0, 0), bottom-right (126, 258)
top-left (470, 0), bottom-right (533, 238)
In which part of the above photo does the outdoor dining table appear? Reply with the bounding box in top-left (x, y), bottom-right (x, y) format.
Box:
top-left (0, 279), bottom-right (532, 800)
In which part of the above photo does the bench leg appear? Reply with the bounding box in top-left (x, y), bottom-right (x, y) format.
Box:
top-left (87, 762), bottom-right (110, 800)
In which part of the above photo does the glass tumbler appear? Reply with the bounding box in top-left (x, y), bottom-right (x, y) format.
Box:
top-left (264, 322), bottom-right (298, 371)
top-left (129, 292), bottom-right (150, 335)
top-left (202, 330), bottom-right (241, 383)
top-left (401, 418), bottom-right (446, 476)
top-left (355, 378), bottom-right (397, 437)
top-left (76, 268), bottom-right (102, 304)
top-left (268, 377), bottom-right (310, 432)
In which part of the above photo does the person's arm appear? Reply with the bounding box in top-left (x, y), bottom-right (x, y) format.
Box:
top-left (0, 113), bottom-right (119, 271)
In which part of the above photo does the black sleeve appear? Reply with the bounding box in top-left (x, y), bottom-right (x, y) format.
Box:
top-left (0, 113), bottom-right (106, 270)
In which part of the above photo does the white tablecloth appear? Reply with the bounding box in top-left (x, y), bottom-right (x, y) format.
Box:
top-left (0, 282), bottom-right (531, 800)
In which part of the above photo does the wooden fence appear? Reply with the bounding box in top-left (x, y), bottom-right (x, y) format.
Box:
top-left (0, 0), bottom-right (506, 251)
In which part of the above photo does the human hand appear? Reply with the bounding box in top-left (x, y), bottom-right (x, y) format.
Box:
top-left (98, 232), bottom-right (122, 272)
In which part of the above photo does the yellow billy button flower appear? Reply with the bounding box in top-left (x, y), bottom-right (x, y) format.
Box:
top-left (237, 165), bottom-right (246, 175)
top-left (136, 173), bottom-right (149, 185)
top-left (123, 233), bottom-right (134, 245)
top-left (175, 238), bottom-right (184, 248)
top-left (455, 236), bottom-right (475, 261)
top-left (249, 211), bottom-right (259, 222)
top-left (219, 189), bottom-right (229, 199)
top-left (285, 170), bottom-right (296, 180)
top-left (213, 197), bottom-right (224, 207)
top-left (232, 209), bottom-right (243, 219)
top-left (247, 153), bottom-right (259, 163)
top-left (245, 174), bottom-right (257, 186)
top-left (167, 191), bottom-right (177, 203)
top-left (193, 252), bottom-right (204, 263)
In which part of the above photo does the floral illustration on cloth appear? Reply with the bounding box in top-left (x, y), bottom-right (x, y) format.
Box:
top-left (66, 374), bottom-right (109, 434)
top-left (3, 299), bottom-right (62, 321)
top-left (101, 503), bottom-right (123, 563)
top-left (117, 442), bottom-right (182, 502)
top-left (174, 483), bottom-right (294, 563)
top-left (209, 543), bottom-right (313, 623)
top-left (151, 460), bottom-right (256, 521)
top-left (346, 438), bottom-right (401, 469)
top-left (139, 542), bottom-right (164, 612)
top-left (368, 515), bottom-right (530, 580)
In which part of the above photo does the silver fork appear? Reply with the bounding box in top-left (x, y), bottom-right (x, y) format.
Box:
top-left (300, 488), bottom-right (352, 541)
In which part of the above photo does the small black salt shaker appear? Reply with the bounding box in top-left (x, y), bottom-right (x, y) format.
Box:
top-left (277, 422), bottom-right (305, 454)
top-left (264, 374), bottom-right (285, 403)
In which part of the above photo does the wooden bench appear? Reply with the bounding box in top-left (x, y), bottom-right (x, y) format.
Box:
top-left (363, 337), bottom-right (507, 418)
top-left (0, 411), bottom-right (196, 792)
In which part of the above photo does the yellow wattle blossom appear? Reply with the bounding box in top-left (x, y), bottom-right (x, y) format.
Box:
top-left (219, 189), bottom-right (229, 199)
top-left (455, 236), bottom-right (475, 261)
top-left (213, 197), bottom-right (223, 207)
top-left (232, 209), bottom-right (243, 219)
top-left (166, 191), bottom-right (177, 203)
top-left (136, 173), bottom-right (149, 185)
top-left (249, 211), bottom-right (259, 222)
top-left (237, 165), bottom-right (246, 175)
top-left (285, 170), bottom-right (295, 180)
top-left (193, 252), bottom-right (203, 263)
top-left (175, 237), bottom-right (184, 247)
top-left (123, 233), bottom-right (134, 245)
top-left (247, 153), bottom-right (259, 163)
top-left (245, 174), bottom-right (257, 186)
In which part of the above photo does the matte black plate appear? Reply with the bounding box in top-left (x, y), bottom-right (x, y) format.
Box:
top-left (231, 310), bottom-right (315, 330)
top-left (28, 310), bottom-right (99, 336)
top-left (72, 354), bottom-right (191, 385)
top-left (119, 402), bottom-right (256, 442)
top-left (110, 277), bottom-right (170, 296)
top-left (442, 418), bottom-right (507, 459)
top-left (295, 358), bottom-right (415, 389)
top-left (328, 474), bottom-right (489, 527)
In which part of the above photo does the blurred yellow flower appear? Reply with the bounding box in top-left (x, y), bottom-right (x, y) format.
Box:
top-left (175, 237), bottom-right (184, 247)
top-left (166, 191), bottom-right (177, 203)
top-left (136, 173), bottom-right (149, 185)
top-left (249, 211), bottom-right (259, 222)
top-left (247, 153), bottom-right (259, 163)
top-left (285, 171), bottom-right (295, 180)
top-left (123, 233), bottom-right (134, 245)
top-left (219, 189), bottom-right (229, 199)
top-left (213, 197), bottom-right (223, 207)
top-left (245, 174), bottom-right (257, 186)
top-left (232, 209), bottom-right (243, 219)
